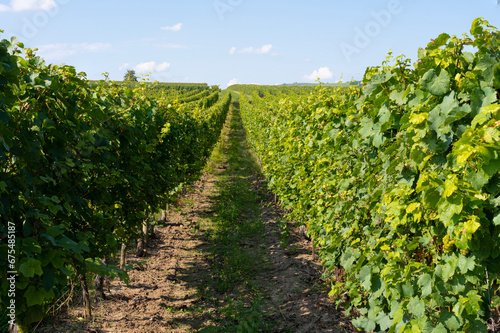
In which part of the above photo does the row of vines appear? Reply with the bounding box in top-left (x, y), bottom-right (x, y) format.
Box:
top-left (238, 18), bottom-right (500, 332)
top-left (0, 32), bottom-right (230, 332)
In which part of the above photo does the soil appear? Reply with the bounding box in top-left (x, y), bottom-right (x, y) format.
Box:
top-left (36, 105), bottom-right (359, 333)
top-left (252, 184), bottom-right (357, 333)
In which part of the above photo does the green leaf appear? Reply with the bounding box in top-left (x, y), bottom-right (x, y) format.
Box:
top-left (0, 109), bottom-right (9, 123)
top-left (481, 103), bottom-right (500, 117)
top-left (378, 313), bottom-right (393, 331)
top-left (476, 54), bottom-right (497, 84)
top-left (19, 258), bottom-right (43, 278)
top-left (410, 112), bottom-right (428, 125)
top-left (363, 72), bottom-right (395, 95)
top-left (389, 90), bottom-right (407, 106)
top-left (457, 255), bottom-right (475, 274)
top-left (22, 238), bottom-right (42, 255)
top-left (494, 213), bottom-right (500, 226)
top-left (41, 233), bottom-right (57, 246)
top-left (431, 323), bottom-right (448, 333)
top-left (41, 267), bottom-right (56, 290)
top-left (378, 104), bottom-right (392, 124)
top-left (408, 297), bottom-right (425, 318)
top-left (443, 178), bottom-right (458, 198)
top-left (471, 111), bottom-right (489, 129)
top-left (440, 310), bottom-right (461, 331)
top-left (471, 17), bottom-right (484, 35)
top-left (373, 132), bottom-right (384, 147)
top-left (471, 319), bottom-right (489, 333)
top-left (352, 316), bottom-right (376, 332)
top-left (493, 63), bottom-right (500, 89)
top-left (464, 217), bottom-right (481, 234)
top-left (402, 283), bottom-right (414, 297)
top-left (420, 69), bottom-right (451, 96)
top-left (439, 195), bottom-right (463, 225)
top-left (359, 119), bottom-right (376, 138)
top-left (57, 236), bottom-right (84, 254)
top-left (49, 252), bottom-right (66, 269)
top-left (23, 285), bottom-right (55, 307)
top-left (426, 33), bottom-right (451, 50)
top-left (441, 263), bottom-right (455, 282)
top-left (392, 308), bottom-right (405, 327)
top-left (428, 93), bottom-right (461, 138)
top-left (340, 247), bottom-right (360, 271)
top-left (443, 104), bottom-right (470, 126)
top-left (106, 234), bottom-right (118, 248)
top-left (85, 258), bottom-right (122, 278)
top-left (418, 274), bottom-right (433, 297)
top-left (449, 275), bottom-right (466, 295)
top-left (46, 224), bottom-right (66, 237)
top-left (466, 169), bottom-right (490, 190)
top-left (359, 265), bottom-right (372, 290)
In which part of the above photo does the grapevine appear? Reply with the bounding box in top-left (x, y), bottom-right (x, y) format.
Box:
top-left (238, 18), bottom-right (500, 332)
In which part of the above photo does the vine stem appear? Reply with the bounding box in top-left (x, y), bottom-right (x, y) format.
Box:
top-left (487, 268), bottom-right (495, 333)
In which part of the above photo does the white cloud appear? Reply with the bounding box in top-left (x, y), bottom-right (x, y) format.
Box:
top-left (0, 0), bottom-right (56, 11)
top-left (155, 62), bottom-right (171, 72)
top-left (227, 78), bottom-right (240, 87)
top-left (134, 61), bottom-right (171, 74)
top-left (229, 44), bottom-right (273, 55)
top-left (119, 63), bottom-right (130, 71)
top-left (304, 67), bottom-right (334, 81)
top-left (161, 23), bottom-right (183, 32)
top-left (36, 42), bottom-right (111, 61)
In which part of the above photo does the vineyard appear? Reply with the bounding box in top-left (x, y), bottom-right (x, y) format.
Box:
top-left (1, 17), bottom-right (500, 333)
top-left (0, 33), bottom-right (230, 332)
top-left (237, 18), bottom-right (500, 332)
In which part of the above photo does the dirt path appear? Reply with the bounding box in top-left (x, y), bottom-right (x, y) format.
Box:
top-left (40, 102), bottom-right (358, 332)
top-left (86, 172), bottom-right (219, 332)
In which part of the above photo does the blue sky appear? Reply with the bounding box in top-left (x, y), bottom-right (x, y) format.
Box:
top-left (1, 0), bottom-right (499, 87)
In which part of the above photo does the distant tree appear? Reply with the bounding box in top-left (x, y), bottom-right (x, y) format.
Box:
top-left (124, 69), bottom-right (138, 81)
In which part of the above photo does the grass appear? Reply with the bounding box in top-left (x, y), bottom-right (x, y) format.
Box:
top-left (196, 102), bottom-right (276, 332)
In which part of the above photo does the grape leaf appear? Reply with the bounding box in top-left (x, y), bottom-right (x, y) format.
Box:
top-left (418, 274), bottom-right (433, 297)
top-left (408, 297), bottom-right (425, 318)
top-left (421, 69), bottom-right (451, 96)
top-left (457, 255), bottom-right (475, 274)
top-left (493, 63), bottom-right (500, 89)
top-left (19, 258), bottom-right (43, 278)
top-left (23, 286), bottom-right (55, 307)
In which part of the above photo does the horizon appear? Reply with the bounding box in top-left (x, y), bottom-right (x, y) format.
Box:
top-left (1, 0), bottom-right (499, 88)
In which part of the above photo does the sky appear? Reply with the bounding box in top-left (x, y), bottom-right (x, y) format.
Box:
top-left (1, 0), bottom-right (500, 88)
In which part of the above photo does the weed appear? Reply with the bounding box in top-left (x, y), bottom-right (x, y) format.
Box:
top-left (278, 219), bottom-right (290, 248)
top-left (197, 102), bottom-right (277, 332)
